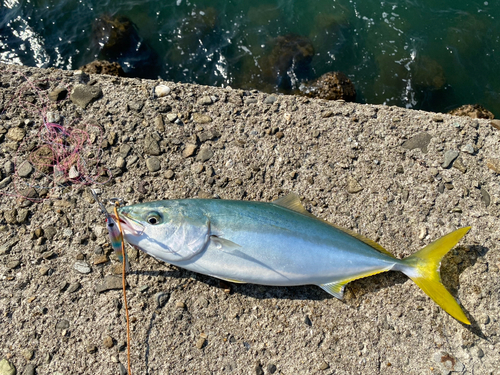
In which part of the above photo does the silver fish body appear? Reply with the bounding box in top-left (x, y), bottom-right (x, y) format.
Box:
top-left (167, 201), bottom-right (400, 287)
top-left (118, 194), bottom-right (471, 324)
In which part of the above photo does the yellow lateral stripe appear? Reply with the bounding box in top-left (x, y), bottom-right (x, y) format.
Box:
top-left (218, 277), bottom-right (246, 284)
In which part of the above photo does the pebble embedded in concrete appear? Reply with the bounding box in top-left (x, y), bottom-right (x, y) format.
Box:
top-left (183, 144), bottom-right (197, 158)
top-left (6, 127), bottom-right (26, 142)
top-left (73, 261), bottom-right (91, 274)
top-left (347, 176), bottom-right (363, 193)
top-left (96, 276), bottom-right (123, 293)
top-left (461, 144), bottom-right (475, 154)
top-left (196, 147), bottom-right (214, 162)
top-left (192, 113), bottom-right (213, 124)
top-left (103, 335), bottom-right (114, 348)
top-left (144, 134), bottom-right (161, 156)
top-left (442, 150), bottom-right (459, 168)
top-left (198, 95), bottom-right (213, 105)
top-left (0, 359), bottom-right (16, 375)
top-left (146, 157), bottom-right (161, 172)
top-left (401, 132), bottom-right (432, 153)
top-left (17, 161), bottom-right (33, 178)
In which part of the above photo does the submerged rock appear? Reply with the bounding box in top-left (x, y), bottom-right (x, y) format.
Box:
top-left (91, 15), bottom-right (160, 79)
top-left (411, 56), bottom-right (446, 91)
top-left (448, 104), bottom-right (494, 119)
top-left (299, 71), bottom-right (356, 102)
top-left (265, 34), bottom-right (315, 90)
top-left (79, 60), bottom-right (125, 77)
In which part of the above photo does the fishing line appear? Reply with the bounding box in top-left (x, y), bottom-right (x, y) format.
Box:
top-left (114, 202), bottom-right (132, 375)
top-left (1, 69), bottom-right (111, 202)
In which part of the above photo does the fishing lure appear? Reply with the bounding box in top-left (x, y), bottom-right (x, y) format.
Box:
top-left (90, 189), bottom-right (130, 271)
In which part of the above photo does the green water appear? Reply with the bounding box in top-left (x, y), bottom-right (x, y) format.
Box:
top-left (1, 0), bottom-right (499, 115)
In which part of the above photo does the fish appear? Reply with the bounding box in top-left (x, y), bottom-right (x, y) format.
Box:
top-left (91, 190), bottom-right (130, 271)
top-left (118, 193), bottom-right (471, 324)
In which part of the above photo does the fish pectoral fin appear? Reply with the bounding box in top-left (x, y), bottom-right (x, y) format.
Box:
top-left (319, 267), bottom-right (394, 300)
top-left (210, 235), bottom-right (242, 251)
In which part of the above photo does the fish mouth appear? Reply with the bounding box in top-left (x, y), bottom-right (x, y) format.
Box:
top-left (111, 213), bottom-right (145, 236)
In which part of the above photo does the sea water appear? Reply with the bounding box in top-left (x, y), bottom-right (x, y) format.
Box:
top-left (1, 0), bottom-right (499, 116)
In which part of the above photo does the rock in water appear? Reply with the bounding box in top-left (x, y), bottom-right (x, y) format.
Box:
top-left (448, 104), bottom-right (494, 119)
top-left (411, 55), bottom-right (446, 90)
top-left (80, 60), bottom-right (125, 76)
top-left (265, 34), bottom-right (315, 90)
top-left (299, 71), bottom-right (356, 102)
top-left (91, 15), bottom-right (160, 79)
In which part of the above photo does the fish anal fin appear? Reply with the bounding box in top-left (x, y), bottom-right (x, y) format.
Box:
top-left (274, 193), bottom-right (394, 258)
top-left (319, 267), bottom-right (393, 299)
top-left (319, 280), bottom-right (348, 299)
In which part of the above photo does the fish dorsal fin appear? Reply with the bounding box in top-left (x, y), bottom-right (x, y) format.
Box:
top-left (273, 193), bottom-right (310, 215)
top-left (273, 193), bottom-right (394, 258)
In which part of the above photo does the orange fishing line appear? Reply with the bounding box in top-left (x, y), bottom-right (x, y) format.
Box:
top-left (113, 203), bottom-right (132, 375)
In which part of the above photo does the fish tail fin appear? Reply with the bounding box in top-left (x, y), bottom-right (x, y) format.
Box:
top-left (400, 227), bottom-right (471, 324)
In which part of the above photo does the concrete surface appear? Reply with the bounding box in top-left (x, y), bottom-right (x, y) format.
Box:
top-left (0, 63), bottom-right (499, 375)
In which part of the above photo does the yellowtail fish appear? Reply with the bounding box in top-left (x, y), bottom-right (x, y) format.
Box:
top-left (91, 190), bottom-right (130, 271)
top-left (118, 193), bottom-right (471, 324)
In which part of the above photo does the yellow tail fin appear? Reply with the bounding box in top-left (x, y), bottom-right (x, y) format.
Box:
top-left (402, 227), bottom-right (471, 325)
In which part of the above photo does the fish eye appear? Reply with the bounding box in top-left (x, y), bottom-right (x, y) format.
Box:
top-left (146, 211), bottom-right (162, 225)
